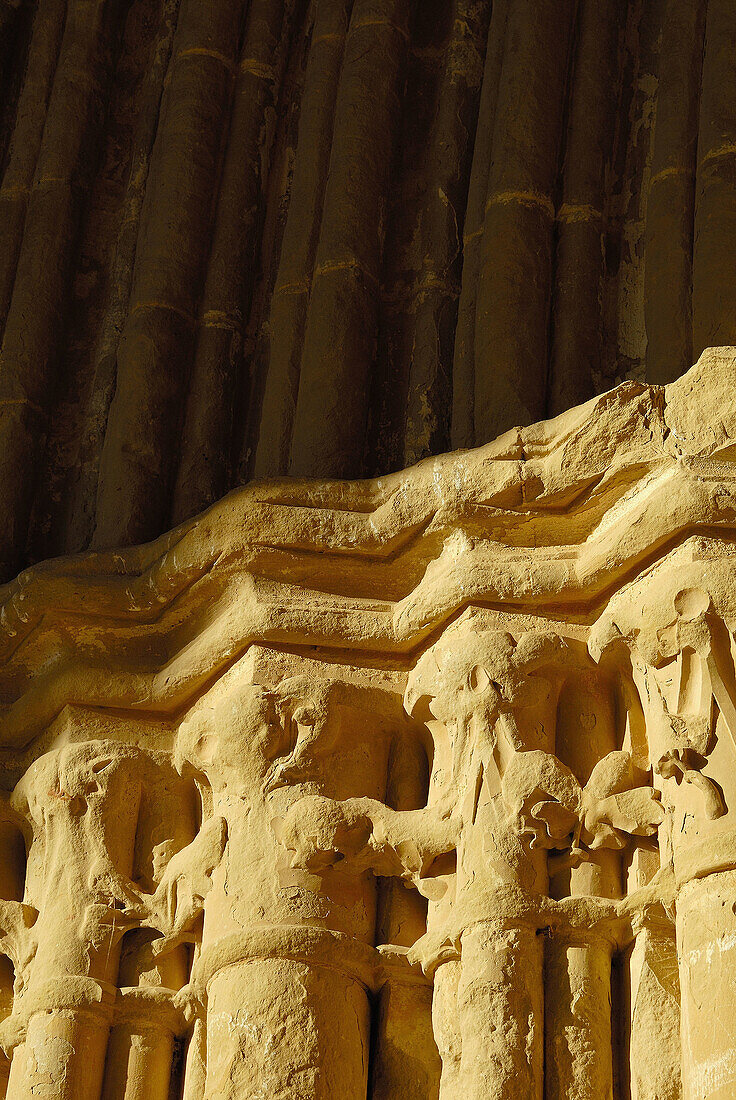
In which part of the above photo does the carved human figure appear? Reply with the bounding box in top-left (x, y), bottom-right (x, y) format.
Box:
top-left (279, 618), bottom-right (662, 1099)
top-left (171, 670), bottom-right (390, 1100)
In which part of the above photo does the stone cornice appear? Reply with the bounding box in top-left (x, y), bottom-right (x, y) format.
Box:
top-left (0, 348), bottom-right (735, 751)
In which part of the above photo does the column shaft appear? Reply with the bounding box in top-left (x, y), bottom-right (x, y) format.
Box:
top-left (0, 1055), bottom-right (9, 1100)
top-left (288, 0), bottom-right (410, 478)
top-left (548, 0), bottom-right (621, 413)
top-left (693, 0), bottom-right (736, 356)
top-left (63, 0), bottom-right (181, 554)
top-left (101, 936), bottom-right (189, 1100)
top-left (7, 1006), bottom-right (111, 1100)
top-left (93, 0), bottom-right (246, 547)
top-left (180, 1017), bottom-right (207, 1100)
top-left (172, 0), bottom-right (292, 522)
top-left (432, 960), bottom-right (462, 1099)
top-left (0, 0), bottom-right (124, 577)
top-left (253, 0), bottom-right (353, 479)
top-left (644, 0), bottom-right (705, 383)
top-left (204, 957), bottom-right (370, 1099)
top-left (678, 870), bottom-right (736, 1099)
top-left (544, 936), bottom-right (613, 1100)
top-left (372, 733), bottom-right (437, 1098)
top-left (474, 0), bottom-right (575, 441)
top-left (456, 922), bottom-right (544, 1100)
top-left (371, 977), bottom-right (438, 1100)
top-left (0, 0), bottom-right (65, 337)
top-left (101, 1022), bottom-right (175, 1100)
top-left (451, 0), bottom-right (509, 450)
top-left (629, 920), bottom-right (682, 1100)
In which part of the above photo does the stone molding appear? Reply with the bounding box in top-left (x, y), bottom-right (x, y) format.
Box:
top-left (0, 349), bottom-right (735, 1096)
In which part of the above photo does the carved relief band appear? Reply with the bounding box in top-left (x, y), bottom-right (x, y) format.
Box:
top-left (0, 348), bottom-right (735, 1097)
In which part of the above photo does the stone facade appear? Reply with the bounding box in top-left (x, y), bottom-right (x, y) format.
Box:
top-left (0, 348), bottom-right (733, 1096)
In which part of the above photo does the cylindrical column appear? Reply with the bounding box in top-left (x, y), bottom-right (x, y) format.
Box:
top-left (546, 672), bottom-right (620, 1100)
top-left (371, 962), bottom-right (438, 1100)
top-left (451, 0), bottom-right (509, 450)
top-left (474, 0), bottom-right (576, 441)
top-left (692, 0), bottom-right (736, 356)
top-left (371, 734), bottom-right (438, 1099)
top-left (172, 0), bottom-right (292, 522)
top-left (7, 1007), bottom-right (110, 1100)
top-left (628, 912), bottom-right (682, 1100)
top-left (101, 991), bottom-right (186, 1100)
top-left (678, 869), bottom-right (736, 1100)
top-left (180, 1016), bottom-right (207, 1100)
top-left (7, 986), bottom-right (115, 1100)
top-left (6, 744), bottom-right (143, 1100)
top-left (644, 0), bottom-right (706, 384)
top-left (0, 0), bottom-right (66, 338)
top-left (253, 0), bottom-right (353, 479)
top-left (101, 937), bottom-right (189, 1100)
top-left (544, 931), bottom-right (614, 1100)
top-left (93, 0), bottom-right (246, 548)
top-left (456, 920), bottom-right (544, 1100)
top-left (288, 0), bottom-right (410, 478)
top-left (0, 0), bottom-right (125, 578)
top-left (548, 0), bottom-right (621, 414)
top-left (177, 676), bottom-right (390, 1100)
top-left (204, 955), bottom-right (369, 1100)
top-left (395, 0), bottom-right (490, 469)
top-left (103, 1024), bottom-right (173, 1100)
top-left (0, 953), bottom-right (15, 1099)
top-left (432, 960), bottom-right (461, 1099)
top-left (64, 0), bottom-right (182, 555)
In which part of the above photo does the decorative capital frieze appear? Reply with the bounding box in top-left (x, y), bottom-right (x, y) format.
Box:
top-left (0, 353), bottom-right (735, 1096)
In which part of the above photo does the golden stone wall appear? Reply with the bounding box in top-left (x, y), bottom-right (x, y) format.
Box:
top-left (0, 350), bottom-right (733, 1097)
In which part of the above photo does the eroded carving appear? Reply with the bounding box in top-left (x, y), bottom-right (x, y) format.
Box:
top-left (0, 356), bottom-right (735, 1097)
top-left (278, 619), bottom-right (661, 1097)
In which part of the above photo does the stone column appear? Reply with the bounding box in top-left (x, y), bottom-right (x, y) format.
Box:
top-left (371, 952), bottom-right (438, 1100)
top-left (0, 920), bottom-right (16, 1099)
top-left (6, 986), bottom-right (116, 1100)
top-left (430, 630), bottom-right (578, 1100)
top-left (628, 906), bottom-right (682, 1100)
top-left (100, 755), bottom-right (197, 1100)
top-left (4, 742), bottom-right (143, 1100)
top-left (431, 960), bottom-right (462, 1098)
top-left (280, 622), bottom-right (584, 1100)
top-left (201, 945), bottom-right (371, 1099)
top-left (371, 732), bottom-right (439, 1100)
top-left (590, 568), bottom-right (736, 1100)
top-left (180, 1016), bottom-right (207, 1100)
top-left (456, 919), bottom-right (544, 1100)
top-left (101, 987), bottom-right (187, 1100)
top-left (544, 926), bottom-right (614, 1100)
top-left (545, 670), bottom-right (622, 1100)
top-left (404, 622), bottom-right (658, 1100)
top-left (175, 669), bottom-right (391, 1099)
top-left (101, 936), bottom-right (189, 1100)
top-left (678, 870), bottom-right (736, 1100)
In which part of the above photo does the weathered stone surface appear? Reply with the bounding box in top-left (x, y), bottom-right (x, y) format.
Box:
top-left (4, 7), bottom-right (736, 1096)
top-left (1, 0), bottom-right (735, 579)
top-left (0, 349), bottom-right (732, 1095)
